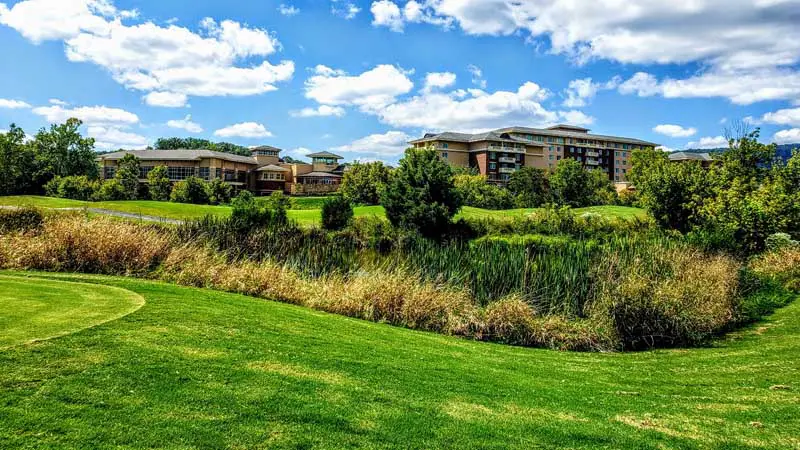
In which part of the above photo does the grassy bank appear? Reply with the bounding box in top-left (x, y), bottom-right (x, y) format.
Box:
top-left (0, 195), bottom-right (646, 225)
top-left (0, 271), bottom-right (797, 448)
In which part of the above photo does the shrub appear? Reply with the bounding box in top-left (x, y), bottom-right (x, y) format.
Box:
top-left (550, 159), bottom-right (611, 207)
top-left (750, 247), bottom-right (800, 293)
top-left (207, 178), bottom-right (232, 205)
top-left (453, 174), bottom-right (514, 210)
top-left (508, 167), bottom-right (551, 208)
top-left (321, 195), bottom-right (354, 231)
top-left (228, 191), bottom-right (288, 231)
top-left (170, 176), bottom-right (210, 204)
top-left (94, 179), bottom-right (127, 201)
top-left (381, 147), bottom-right (462, 238)
top-left (147, 165), bottom-right (171, 201)
top-left (0, 207), bottom-right (44, 234)
top-left (340, 161), bottom-right (390, 205)
top-left (115, 153), bottom-right (140, 200)
top-left (45, 175), bottom-right (98, 201)
top-left (765, 233), bottom-right (798, 251)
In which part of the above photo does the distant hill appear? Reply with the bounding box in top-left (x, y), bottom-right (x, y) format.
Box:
top-left (682, 143), bottom-right (798, 162)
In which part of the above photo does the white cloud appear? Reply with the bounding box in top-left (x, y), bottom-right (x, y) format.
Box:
top-left (31, 104), bottom-right (139, 125)
top-left (290, 105), bottom-right (346, 118)
top-left (332, 130), bottom-right (412, 156)
top-left (374, 81), bottom-right (558, 132)
top-left (304, 64), bottom-right (414, 111)
top-left (0, 1), bottom-right (295, 102)
top-left (286, 146), bottom-right (313, 159)
top-left (687, 136), bottom-right (728, 149)
top-left (558, 110), bottom-right (594, 126)
top-left (653, 124), bottom-right (698, 138)
top-left (467, 64), bottom-right (486, 88)
top-left (166, 114), bottom-right (203, 133)
top-left (0, 99), bottom-right (31, 109)
top-left (213, 122), bottom-right (273, 139)
top-left (562, 77), bottom-right (619, 108)
top-left (278, 4), bottom-right (300, 17)
top-left (143, 91), bottom-right (188, 108)
top-left (87, 125), bottom-right (148, 149)
top-left (331, 0), bottom-right (360, 19)
top-left (370, 0), bottom-right (451, 32)
top-left (759, 107), bottom-right (800, 127)
top-left (371, 0), bottom-right (403, 32)
top-left (656, 145), bottom-right (675, 152)
top-left (423, 72), bottom-right (456, 92)
top-left (367, 1), bottom-right (800, 105)
top-left (48, 98), bottom-right (68, 106)
top-left (774, 128), bottom-right (800, 144)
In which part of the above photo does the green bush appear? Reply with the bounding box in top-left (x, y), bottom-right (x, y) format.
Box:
top-left (207, 178), bottom-right (232, 205)
top-left (147, 166), bottom-right (171, 201)
top-left (765, 233), bottom-right (798, 251)
top-left (115, 154), bottom-right (140, 200)
top-left (453, 175), bottom-right (514, 210)
top-left (45, 175), bottom-right (98, 201)
top-left (321, 195), bottom-right (354, 231)
top-left (340, 161), bottom-right (390, 205)
top-left (0, 207), bottom-right (44, 233)
top-left (381, 147), bottom-right (462, 238)
top-left (508, 167), bottom-right (551, 208)
top-left (94, 179), bottom-right (127, 201)
top-left (170, 176), bottom-right (210, 204)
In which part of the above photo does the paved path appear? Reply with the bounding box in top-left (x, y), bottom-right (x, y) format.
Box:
top-left (1, 205), bottom-right (183, 224)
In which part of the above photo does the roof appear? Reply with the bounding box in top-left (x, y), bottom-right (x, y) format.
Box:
top-left (255, 164), bottom-right (289, 172)
top-left (251, 145), bottom-right (282, 153)
top-left (296, 171), bottom-right (343, 178)
top-left (307, 151), bottom-right (343, 159)
top-left (98, 149), bottom-right (258, 165)
top-left (668, 152), bottom-right (714, 161)
top-left (409, 125), bottom-right (658, 147)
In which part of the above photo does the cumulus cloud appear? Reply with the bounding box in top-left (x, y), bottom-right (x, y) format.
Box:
top-left (144, 91), bottom-right (189, 108)
top-left (759, 107), bottom-right (800, 127)
top-left (653, 124), bottom-right (698, 138)
top-left (686, 136), bottom-right (728, 149)
top-left (48, 98), bottom-right (68, 106)
top-left (290, 105), bottom-right (346, 118)
top-left (331, 0), bottom-right (360, 19)
top-left (774, 128), bottom-right (800, 144)
top-left (0, 99), bottom-right (31, 109)
top-left (88, 125), bottom-right (148, 149)
top-left (0, 0), bottom-right (294, 103)
top-left (213, 122), bottom-right (273, 139)
top-left (423, 72), bottom-right (456, 92)
top-left (562, 77), bottom-right (620, 108)
top-left (332, 130), bottom-right (412, 157)
top-left (31, 104), bottom-right (139, 125)
top-left (304, 64), bottom-right (414, 111)
top-left (467, 64), bottom-right (486, 88)
top-left (166, 114), bottom-right (203, 133)
top-left (278, 4), bottom-right (300, 17)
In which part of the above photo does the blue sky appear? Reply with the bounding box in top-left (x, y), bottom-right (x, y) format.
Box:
top-left (1, 0), bottom-right (799, 163)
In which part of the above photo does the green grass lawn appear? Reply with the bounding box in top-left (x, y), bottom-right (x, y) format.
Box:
top-left (0, 271), bottom-right (797, 448)
top-left (0, 274), bottom-right (144, 348)
top-left (0, 195), bottom-right (646, 226)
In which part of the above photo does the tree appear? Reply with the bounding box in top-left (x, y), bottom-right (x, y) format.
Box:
top-left (170, 176), bottom-right (210, 204)
top-left (507, 167), bottom-right (551, 208)
top-left (154, 137), bottom-right (250, 156)
top-left (381, 147), bottom-right (462, 237)
top-left (453, 174), bottom-right (514, 210)
top-left (321, 195), bottom-right (354, 230)
top-left (340, 161), bottom-right (391, 205)
top-left (147, 165), bottom-right (172, 201)
top-left (115, 154), bottom-right (140, 200)
top-left (95, 179), bottom-right (127, 201)
top-left (44, 175), bottom-right (98, 201)
top-left (549, 159), bottom-right (597, 207)
top-left (207, 178), bottom-right (233, 205)
top-left (0, 125), bottom-right (36, 195)
top-left (31, 118), bottom-right (98, 186)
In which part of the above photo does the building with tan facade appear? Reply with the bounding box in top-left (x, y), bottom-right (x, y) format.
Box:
top-left (410, 124), bottom-right (658, 184)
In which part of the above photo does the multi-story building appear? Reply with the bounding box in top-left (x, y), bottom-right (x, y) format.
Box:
top-left (410, 124), bottom-right (657, 184)
top-left (97, 146), bottom-right (346, 196)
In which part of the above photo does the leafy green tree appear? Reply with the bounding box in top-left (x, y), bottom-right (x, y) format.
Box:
top-left (147, 165), bottom-right (171, 201)
top-left (507, 167), bottom-right (551, 208)
top-left (321, 195), bottom-right (354, 230)
top-left (94, 179), bottom-right (127, 201)
top-left (453, 174), bottom-right (514, 210)
top-left (0, 125), bottom-right (36, 195)
top-left (207, 178), bottom-right (233, 205)
top-left (340, 161), bottom-right (391, 205)
top-left (45, 175), bottom-right (99, 201)
top-left (115, 154), bottom-right (140, 200)
top-left (170, 176), bottom-right (210, 204)
top-left (31, 118), bottom-right (98, 186)
top-left (154, 137), bottom-right (250, 156)
top-left (549, 159), bottom-right (597, 207)
top-left (229, 191), bottom-right (288, 230)
top-left (381, 147), bottom-right (462, 237)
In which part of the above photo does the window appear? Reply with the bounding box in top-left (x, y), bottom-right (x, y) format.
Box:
top-left (215, 168), bottom-right (222, 179)
top-left (615, 168), bottom-right (620, 173)
top-left (557, 156), bottom-right (561, 160)
top-left (622, 160), bottom-right (627, 165)
top-left (262, 172), bottom-right (285, 181)
top-left (104, 166), bottom-right (116, 179)
top-left (441, 152), bottom-right (448, 159)
top-left (615, 176), bottom-right (620, 181)
top-left (442, 142), bottom-right (449, 149)
top-left (489, 162), bottom-right (497, 170)
top-left (557, 137), bottom-right (564, 144)
top-left (549, 155), bottom-right (554, 160)
top-left (139, 166), bottom-right (153, 179)
top-left (168, 166), bottom-right (196, 180)
top-left (198, 167), bottom-right (210, 180)
top-left (253, 150), bottom-right (278, 157)
top-left (489, 152), bottom-right (496, 160)
top-left (223, 169), bottom-right (235, 181)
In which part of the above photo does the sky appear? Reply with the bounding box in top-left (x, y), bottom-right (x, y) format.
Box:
top-left (1, 0), bottom-right (800, 163)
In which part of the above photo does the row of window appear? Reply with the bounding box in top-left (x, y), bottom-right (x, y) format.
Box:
top-left (104, 165), bottom-right (249, 182)
top-left (518, 133), bottom-right (646, 150)
top-left (261, 172), bottom-right (285, 181)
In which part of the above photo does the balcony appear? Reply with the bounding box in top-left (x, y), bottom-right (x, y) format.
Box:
top-left (585, 159), bottom-right (600, 166)
top-left (488, 144), bottom-right (525, 153)
top-left (498, 167), bottom-right (518, 174)
top-left (586, 151), bottom-right (600, 158)
top-left (498, 156), bottom-right (517, 163)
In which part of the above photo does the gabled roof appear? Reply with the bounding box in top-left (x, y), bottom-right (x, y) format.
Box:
top-left (255, 164), bottom-right (289, 172)
top-left (297, 171), bottom-right (343, 178)
top-left (668, 152), bottom-right (714, 161)
top-left (307, 151), bottom-right (343, 159)
top-left (98, 149), bottom-right (258, 165)
top-left (410, 125), bottom-right (658, 147)
top-left (251, 145), bottom-right (282, 152)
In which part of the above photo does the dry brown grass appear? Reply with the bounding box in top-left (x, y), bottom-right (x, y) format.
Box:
top-left (750, 247), bottom-right (800, 292)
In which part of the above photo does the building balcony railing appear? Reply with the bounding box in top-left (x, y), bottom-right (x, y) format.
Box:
top-left (585, 159), bottom-right (600, 166)
top-left (586, 151), bottom-right (600, 157)
top-left (488, 144), bottom-right (526, 153)
top-left (498, 167), bottom-right (518, 174)
top-left (498, 156), bottom-right (517, 163)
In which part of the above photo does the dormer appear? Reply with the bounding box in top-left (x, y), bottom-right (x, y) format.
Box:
top-left (251, 145), bottom-right (282, 166)
top-left (307, 151), bottom-right (344, 173)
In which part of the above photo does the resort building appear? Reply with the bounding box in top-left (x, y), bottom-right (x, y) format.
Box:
top-left (668, 151), bottom-right (715, 168)
top-left (410, 124), bottom-right (658, 184)
top-left (97, 146), bottom-right (347, 196)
